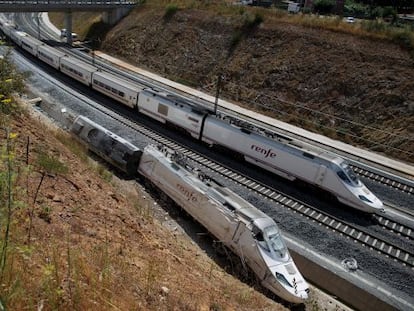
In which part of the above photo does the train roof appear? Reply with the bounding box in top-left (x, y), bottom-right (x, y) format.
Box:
top-left (60, 55), bottom-right (97, 72)
top-left (72, 115), bottom-right (141, 151)
top-left (215, 113), bottom-right (341, 165)
top-left (38, 44), bottom-right (66, 56)
top-left (147, 145), bottom-right (277, 229)
top-left (93, 70), bottom-right (144, 90)
top-left (210, 186), bottom-right (275, 228)
top-left (11, 30), bottom-right (27, 37)
top-left (142, 89), bottom-right (212, 115)
top-left (21, 35), bottom-right (42, 44)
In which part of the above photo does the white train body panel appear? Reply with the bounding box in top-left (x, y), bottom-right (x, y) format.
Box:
top-left (0, 22), bottom-right (14, 37)
top-left (138, 145), bottom-right (309, 303)
top-left (91, 71), bottom-right (143, 108)
top-left (21, 35), bottom-right (42, 57)
top-left (38, 44), bottom-right (65, 69)
top-left (202, 117), bottom-right (383, 213)
top-left (9, 29), bottom-right (27, 46)
top-left (59, 56), bottom-right (96, 86)
top-left (137, 90), bottom-right (207, 139)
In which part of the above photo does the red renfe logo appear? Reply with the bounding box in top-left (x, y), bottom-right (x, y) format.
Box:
top-left (251, 144), bottom-right (277, 159)
top-left (177, 183), bottom-right (198, 202)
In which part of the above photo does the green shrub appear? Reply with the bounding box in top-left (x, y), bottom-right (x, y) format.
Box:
top-left (36, 152), bottom-right (68, 176)
top-left (313, 0), bottom-right (335, 14)
top-left (164, 4), bottom-right (179, 20)
top-left (391, 30), bottom-right (414, 51)
top-left (361, 19), bottom-right (387, 32)
top-left (244, 13), bottom-right (264, 30)
top-left (302, 7), bottom-right (312, 14)
top-left (369, 6), bottom-right (382, 18)
top-left (230, 30), bottom-right (243, 50)
top-left (344, 0), bottom-right (368, 17)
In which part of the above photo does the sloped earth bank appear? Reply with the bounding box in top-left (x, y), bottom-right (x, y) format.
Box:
top-left (101, 6), bottom-right (413, 163)
top-left (2, 102), bottom-right (287, 310)
top-left (0, 97), bottom-right (353, 310)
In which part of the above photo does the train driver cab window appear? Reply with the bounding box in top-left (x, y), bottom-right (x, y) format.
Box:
top-left (260, 225), bottom-right (289, 262)
top-left (336, 161), bottom-right (361, 187)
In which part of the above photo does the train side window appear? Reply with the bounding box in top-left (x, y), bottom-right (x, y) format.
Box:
top-left (223, 202), bottom-right (235, 211)
top-left (303, 152), bottom-right (314, 159)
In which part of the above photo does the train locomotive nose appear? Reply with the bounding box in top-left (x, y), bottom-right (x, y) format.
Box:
top-left (358, 186), bottom-right (384, 212)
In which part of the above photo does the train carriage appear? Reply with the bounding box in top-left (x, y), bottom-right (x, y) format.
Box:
top-left (201, 117), bottom-right (383, 212)
top-left (70, 115), bottom-right (142, 176)
top-left (0, 22), bottom-right (13, 37)
top-left (137, 90), bottom-right (208, 139)
top-left (59, 56), bottom-right (97, 86)
top-left (138, 144), bottom-right (309, 303)
top-left (21, 35), bottom-right (42, 57)
top-left (9, 29), bottom-right (27, 47)
top-left (38, 44), bottom-right (66, 70)
top-left (91, 71), bottom-right (143, 108)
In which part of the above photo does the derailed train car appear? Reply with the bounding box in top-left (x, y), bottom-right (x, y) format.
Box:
top-left (139, 144), bottom-right (309, 303)
top-left (70, 115), bottom-right (310, 303)
top-left (71, 115), bottom-right (141, 176)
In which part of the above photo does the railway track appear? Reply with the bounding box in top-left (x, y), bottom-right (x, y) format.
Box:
top-left (16, 13), bottom-right (414, 208)
top-left (12, 13), bottom-right (414, 271)
top-left (67, 83), bottom-right (414, 270)
top-left (9, 12), bottom-right (414, 309)
top-left (352, 164), bottom-right (414, 196)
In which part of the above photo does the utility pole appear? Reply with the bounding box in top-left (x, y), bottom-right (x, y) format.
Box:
top-left (37, 15), bottom-right (40, 40)
top-left (214, 74), bottom-right (223, 115)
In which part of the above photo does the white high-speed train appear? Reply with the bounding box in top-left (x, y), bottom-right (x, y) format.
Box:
top-left (70, 115), bottom-right (310, 303)
top-left (0, 20), bottom-right (384, 213)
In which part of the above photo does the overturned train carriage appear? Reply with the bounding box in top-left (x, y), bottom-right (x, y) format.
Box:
top-left (138, 145), bottom-right (309, 303)
top-left (70, 115), bottom-right (141, 176)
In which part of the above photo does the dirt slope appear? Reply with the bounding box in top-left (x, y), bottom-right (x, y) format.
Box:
top-left (1, 103), bottom-right (292, 310)
top-left (100, 5), bottom-right (413, 163)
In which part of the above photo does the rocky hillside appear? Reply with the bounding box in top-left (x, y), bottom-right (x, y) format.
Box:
top-left (93, 3), bottom-right (413, 163)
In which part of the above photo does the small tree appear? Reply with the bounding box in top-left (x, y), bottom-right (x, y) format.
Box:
top-left (28, 151), bottom-right (68, 242)
top-left (314, 0), bottom-right (336, 14)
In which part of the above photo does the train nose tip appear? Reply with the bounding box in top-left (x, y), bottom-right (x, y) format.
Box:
top-left (300, 290), bottom-right (309, 300)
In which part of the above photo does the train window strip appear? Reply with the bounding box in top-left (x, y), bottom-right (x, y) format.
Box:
top-left (62, 64), bottom-right (83, 78)
top-left (39, 51), bottom-right (53, 63)
top-left (188, 117), bottom-right (199, 123)
top-left (21, 41), bottom-right (33, 51)
top-left (92, 79), bottom-right (125, 98)
top-left (303, 152), bottom-right (314, 159)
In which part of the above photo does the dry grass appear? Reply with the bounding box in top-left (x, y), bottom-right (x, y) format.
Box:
top-left (51, 1), bottom-right (413, 58)
top-left (0, 106), bottom-right (286, 310)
